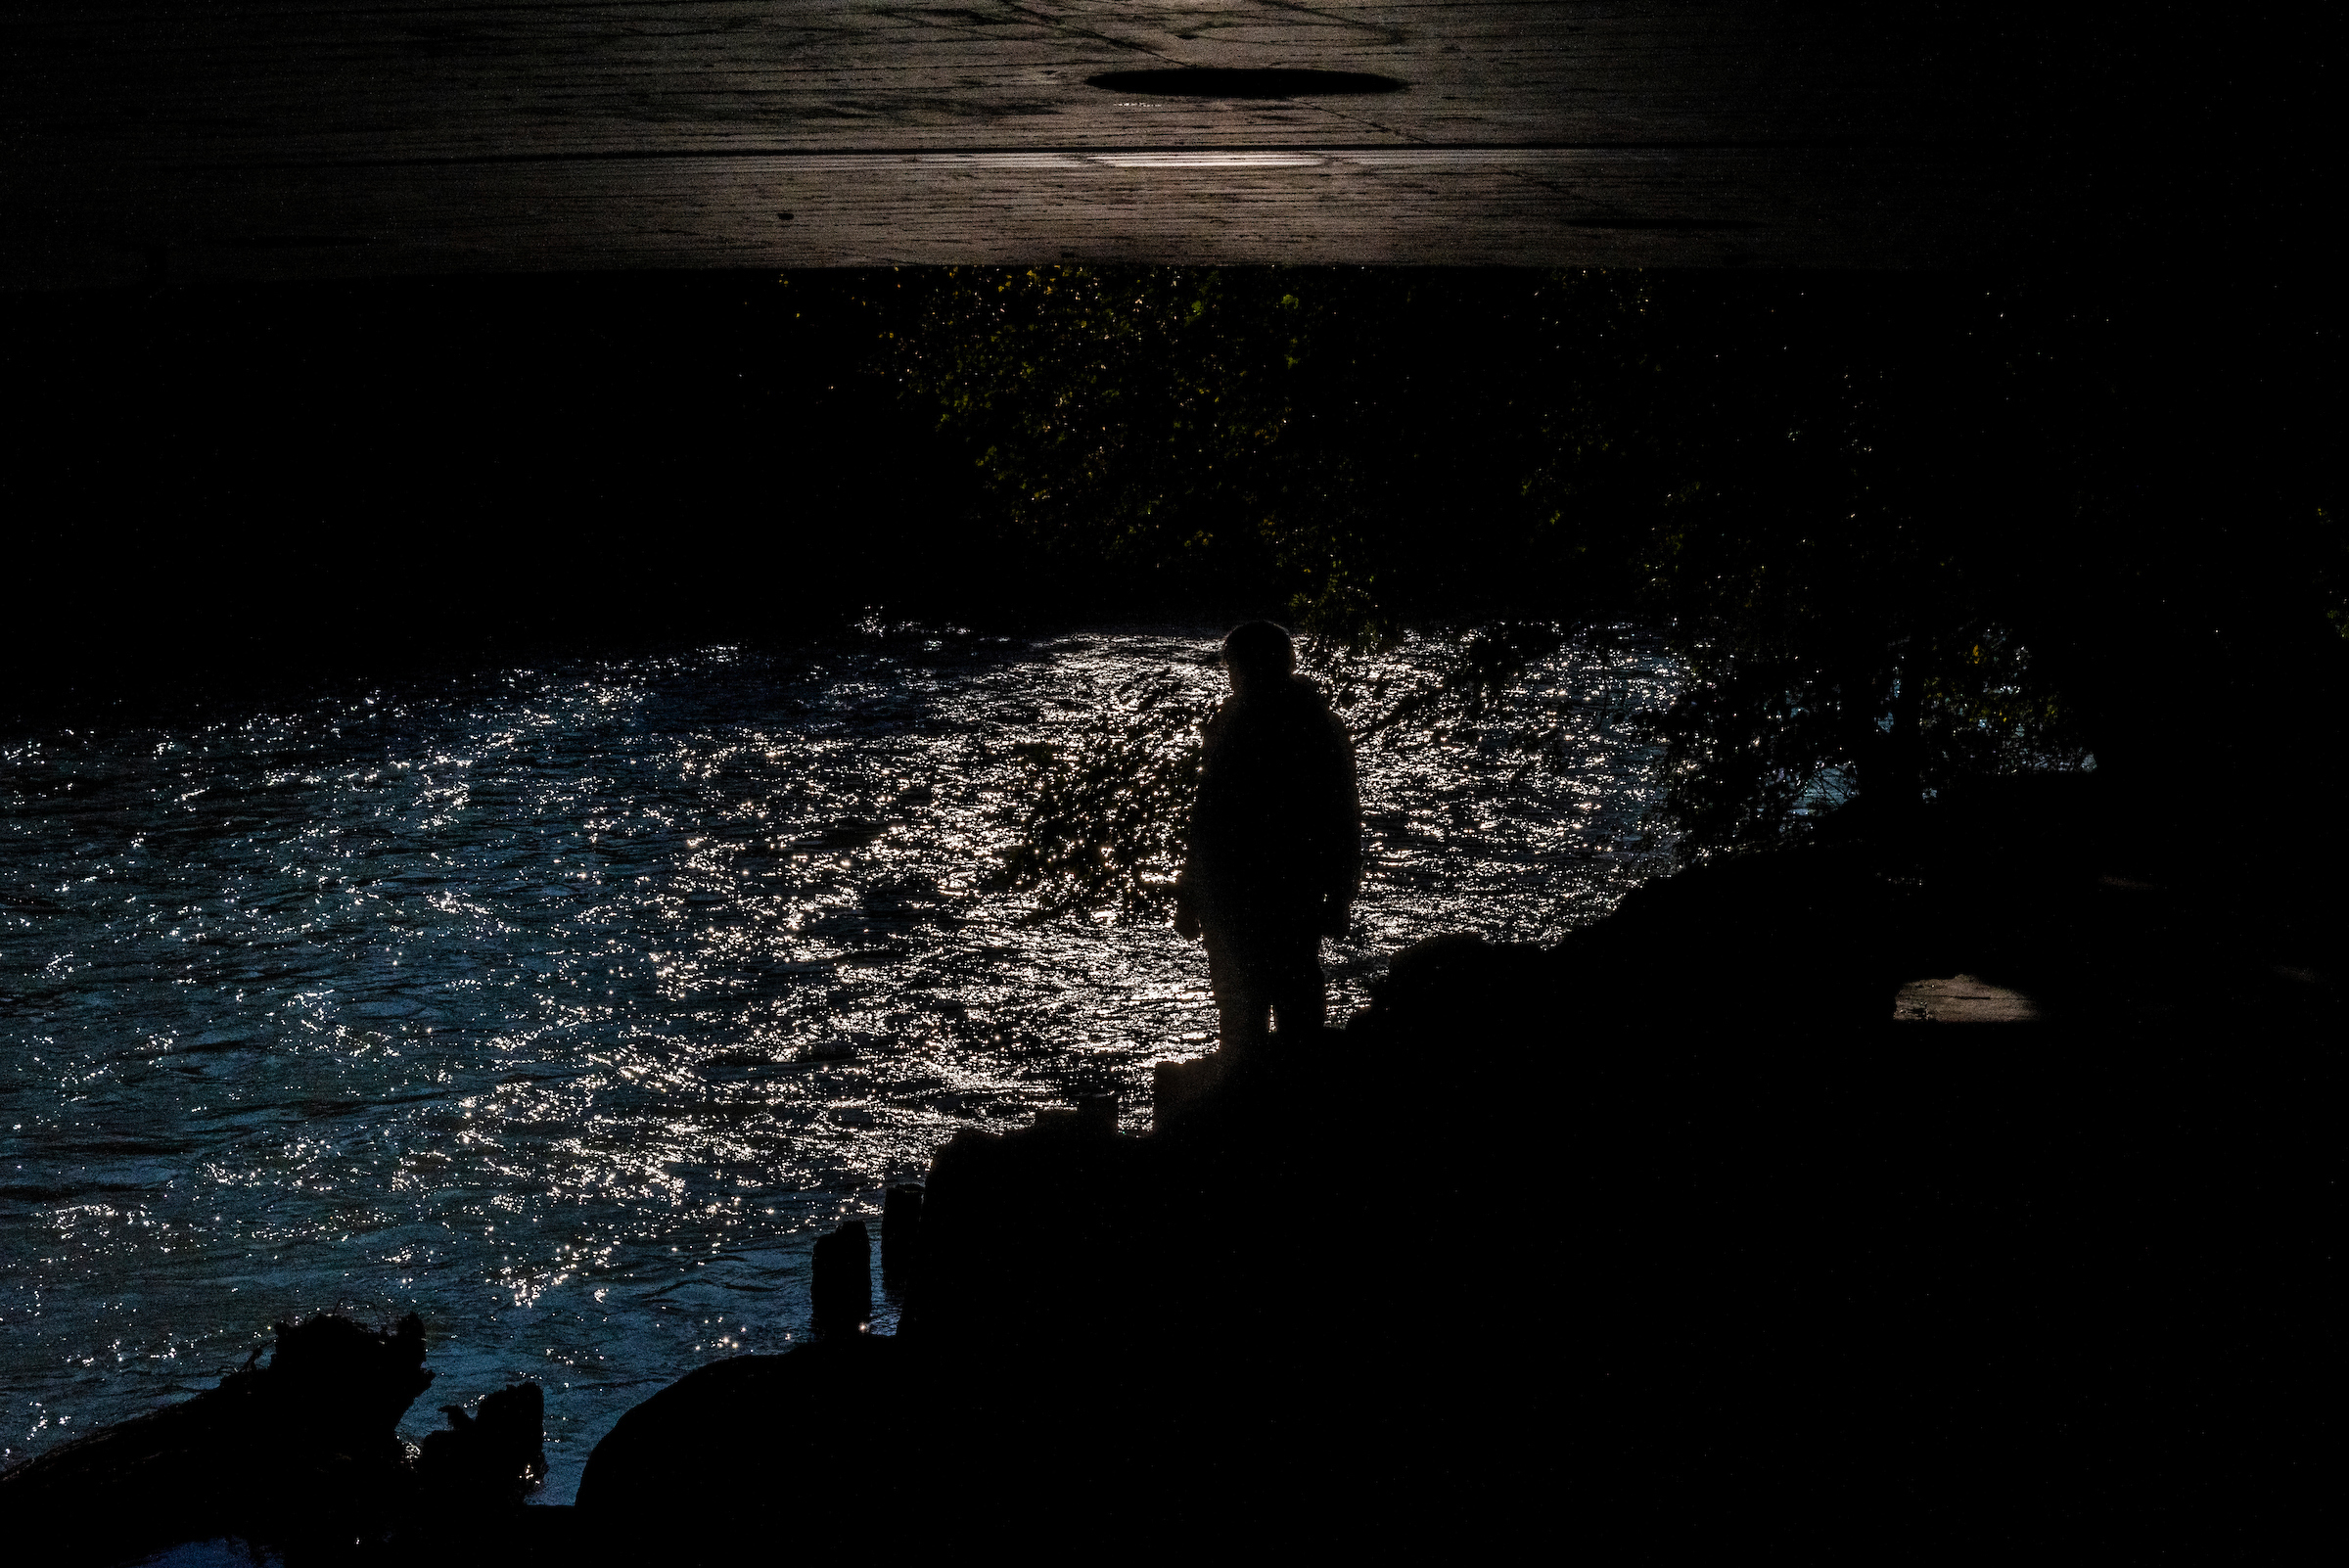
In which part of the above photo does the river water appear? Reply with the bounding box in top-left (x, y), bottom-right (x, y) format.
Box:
top-left (1, 623), bottom-right (1678, 1501)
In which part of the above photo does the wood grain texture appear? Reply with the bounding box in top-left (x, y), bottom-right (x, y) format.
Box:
top-left (1, 3), bottom-right (2034, 286)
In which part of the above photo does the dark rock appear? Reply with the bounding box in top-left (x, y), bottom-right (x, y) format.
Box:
top-left (417, 1380), bottom-right (547, 1513)
top-left (899, 1117), bottom-right (1153, 1356)
top-left (1355, 929), bottom-right (1551, 1042)
top-left (0, 1313), bottom-right (433, 1563)
top-left (576, 1337), bottom-right (927, 1560)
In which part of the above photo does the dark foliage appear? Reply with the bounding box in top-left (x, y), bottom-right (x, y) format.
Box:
top-left (12, 265), bottom-right (2332, 865)
top-left (817, 265), bottom-right (2338, 859)
top-left (988, 669), bottom-right (1205, 920)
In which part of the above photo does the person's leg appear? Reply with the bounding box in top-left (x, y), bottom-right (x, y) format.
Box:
top-left (1202, 925), bottom-right (1271, 1059)
top-left (1266, 924), bottom-right (1327, 1040)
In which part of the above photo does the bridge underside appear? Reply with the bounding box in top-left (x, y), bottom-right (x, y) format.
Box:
top-left (1, 2), bottom-right (2150, 288)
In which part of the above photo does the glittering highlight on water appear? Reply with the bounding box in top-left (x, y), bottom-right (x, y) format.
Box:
top-left (0, 625), bottom-right (1679, 1498)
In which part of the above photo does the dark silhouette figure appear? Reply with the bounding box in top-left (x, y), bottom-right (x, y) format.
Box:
top-left (1174, 622), bottom-right (1360, 1059)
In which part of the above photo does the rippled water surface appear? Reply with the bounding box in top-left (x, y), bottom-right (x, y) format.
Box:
top-left (2, 626), bottom-right (1679, 1499)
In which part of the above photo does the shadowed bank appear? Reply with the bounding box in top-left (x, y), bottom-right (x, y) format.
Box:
top-left (2, 758), bottom-right (2333, 1558)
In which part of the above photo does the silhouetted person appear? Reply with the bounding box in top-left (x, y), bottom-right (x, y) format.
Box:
top-left (1174, 622), bottom-right (1360, 1059)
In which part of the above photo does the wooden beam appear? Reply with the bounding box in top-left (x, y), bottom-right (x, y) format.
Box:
top-left (0, 3), bottom-right (2048, 286)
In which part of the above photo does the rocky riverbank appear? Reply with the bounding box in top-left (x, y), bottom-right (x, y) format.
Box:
top-left (6, 773), bottom-right (2333, 1561)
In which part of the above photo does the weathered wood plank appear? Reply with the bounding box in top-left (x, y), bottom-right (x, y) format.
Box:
top-left (0, 3), bottom-right (2027, 285)
top-left (13, 146), bottom-right (2001, 283)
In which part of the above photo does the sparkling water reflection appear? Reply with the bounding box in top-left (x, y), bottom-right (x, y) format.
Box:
top-left (0, 625), bottom-right (1679, 1499)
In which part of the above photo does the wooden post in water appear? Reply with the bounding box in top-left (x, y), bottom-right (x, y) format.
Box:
top-left (1152, 1057), bottom-right (1223, 1126)
top-left (881, 1184), bottom-right (924, 1295)
top-left (810, 1221), bottom-right (872, 1336)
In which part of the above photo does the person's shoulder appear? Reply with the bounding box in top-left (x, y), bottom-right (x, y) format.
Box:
top-left (1283, 672), bottom-right (1335, 708)
top-left (1277, 675), bottom-right (1354, 756)
top-left (1283, 673), bottom-right (1347, 724)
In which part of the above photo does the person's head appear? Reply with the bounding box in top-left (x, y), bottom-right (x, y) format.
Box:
top-left (1221, 621), bottom-right (1296, 696)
